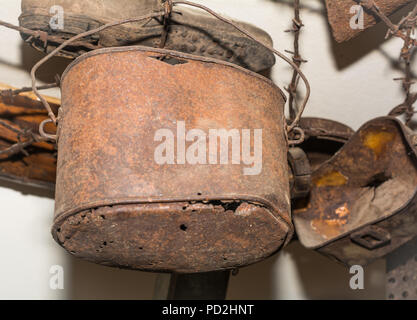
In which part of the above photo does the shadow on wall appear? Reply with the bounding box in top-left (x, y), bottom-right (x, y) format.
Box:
top-left (270, 0), bottom-right (416, 70)
top-left (285, 242), bottom-right (385, 299)
top-left (67, 257), bottom-right (157, 300)
top-left (228, 241), bottom-right (385, 300)
top-left (0, 179), bottom-right (54, 199)
top-left (326, 1), bottom-right (417, 70)
top-left (19, 43), bottom-right (71, 83)
top-left (227, 252), bottom-right (277, 299)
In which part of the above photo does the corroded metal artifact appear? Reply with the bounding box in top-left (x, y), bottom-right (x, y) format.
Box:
top-left (52, 46), bottom-right (293, 273)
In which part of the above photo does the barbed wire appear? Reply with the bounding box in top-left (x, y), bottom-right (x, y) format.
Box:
top-left (360, 0), bottom-right (417, 124)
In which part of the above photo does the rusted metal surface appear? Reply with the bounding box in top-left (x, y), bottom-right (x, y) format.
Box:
top-left (297, 118), bottom-right (354, 144)
top-left (386, 237), bottom-right (417, 300)
top-left (295, 117), bottom-right (354, 172)
top-left (293, 117), bottom-right (417, 266)
top-left (325, 0), bottom-right (413, 42)
top-left (53, 46), bottom-right (292, 273)
top-left (18, 0), bottom-right (276, 72)
top-left (0, 84), bottom-right (57, 190)
top-left (350, 225), bottom-right (391, 250)
top-left (288, 147), bottom-right (311, 199)
top-left (290, 118), bottom-right (353, 213)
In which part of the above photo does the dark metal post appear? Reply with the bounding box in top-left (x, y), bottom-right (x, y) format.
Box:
top-left (154, 271), bottom-right (231, 300)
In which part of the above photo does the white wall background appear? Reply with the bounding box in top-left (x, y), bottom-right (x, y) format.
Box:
top-left (2, 0), bottom-right (414, 299)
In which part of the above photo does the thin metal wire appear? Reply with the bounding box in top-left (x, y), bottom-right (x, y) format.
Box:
top-left (39, 119), bottom-right (57, 141)
top-left (0, 83), bottom-right (58, 96)
top-left (22, 1), bottom-right (310, 140)
top-left (30, 10), bottom-right (166, 126)
top-left (172, 0), bottom-right (310, 134)
top-left (159, 0), bottom-right (173, 48)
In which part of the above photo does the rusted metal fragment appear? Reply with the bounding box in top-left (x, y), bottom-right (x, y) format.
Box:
top-left (295, 117), bottom-right (354, 171)
top-left (53, 46), bottom-right (292, 273)
top-left (298, 117), bottom-right (354, 143)
top-left (288, 147), bottom-right (311, 199)
top-left (54, 201), bottom-right (289, 273)
top-left (0, 84), bottom-right (57, 190)
top-left (294, 117), bottom-right (417, 266)
top-left (325, 0), bottom-right (413, 42)
top-left (290, 118), bottom-right (353, 213)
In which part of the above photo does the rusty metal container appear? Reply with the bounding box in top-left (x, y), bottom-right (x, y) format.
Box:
top-left (52, 46), bottom-right (293, 273)
top-left (294, 117), bottom-right (417, 266)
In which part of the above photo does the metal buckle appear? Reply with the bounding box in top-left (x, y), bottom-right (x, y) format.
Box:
top-left (351, 226), bottom-right (391, 250)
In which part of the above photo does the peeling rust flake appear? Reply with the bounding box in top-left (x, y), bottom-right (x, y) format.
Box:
top-left (362, 130), bottom-right (395, 157)
top-left (314, 171), bottom-right (348, 187)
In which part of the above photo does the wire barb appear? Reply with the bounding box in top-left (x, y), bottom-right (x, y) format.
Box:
top-left (285, 0), bottom-right (306, 128)
top-left (2, 0), bottom-right (311, 143)
top-left (159, 0), bottom-right (173, 48)
top-left (171, 0), bottom-right (311, 134)
top-left (359, 0), bottom-right (417, 125)
top-left (0, 120), bottom-right (46, 158)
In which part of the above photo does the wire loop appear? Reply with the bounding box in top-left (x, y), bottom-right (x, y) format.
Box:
top-left (21, 1), bottom-right (310, 144)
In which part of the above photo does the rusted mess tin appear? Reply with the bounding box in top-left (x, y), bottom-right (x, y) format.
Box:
top-left (294, 117), bottom-right (417, 266)
top-left (52, 46), bottom-right (293, 273)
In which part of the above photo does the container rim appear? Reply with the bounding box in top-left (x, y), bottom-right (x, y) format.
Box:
top-left (61, 45), bottom-right (287, 102)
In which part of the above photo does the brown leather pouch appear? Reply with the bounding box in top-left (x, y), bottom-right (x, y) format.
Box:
top-left (294, 117), bottom-right (417, 266)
